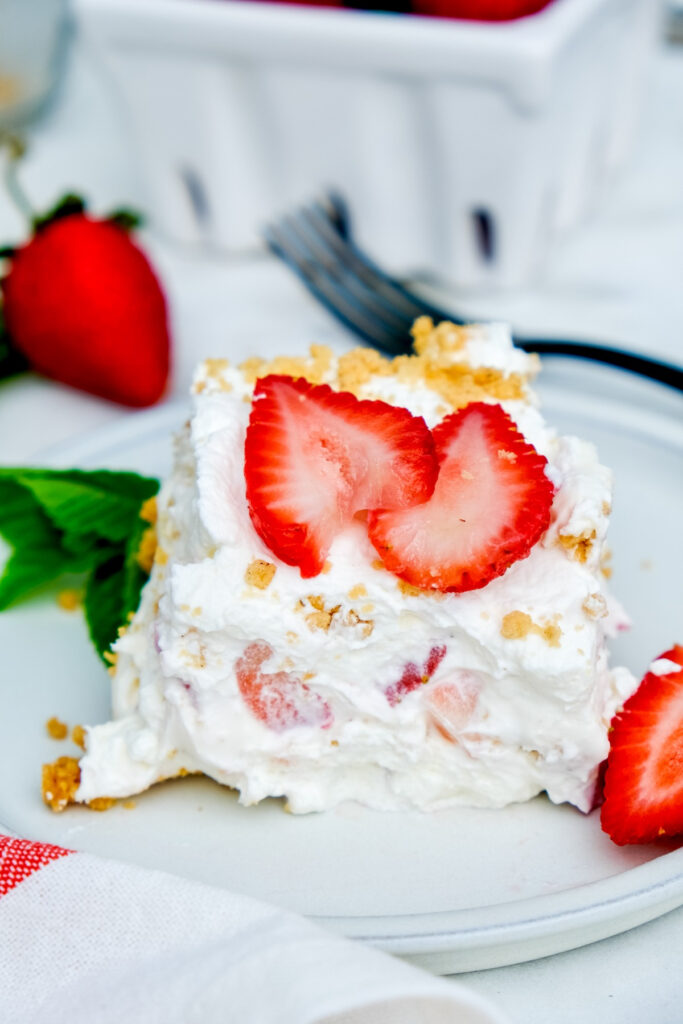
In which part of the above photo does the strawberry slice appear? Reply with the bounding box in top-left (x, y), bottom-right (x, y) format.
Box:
top-left (235, 640), bottom-right (332, 731)
top-left (385, 644), bottom-right (447, 706)
top-left (601, 645), bottom-right (683, 845)
top-left (367, 402), bottom-right (554, 593)
top-left (244, 375), bottom-right (437, 576)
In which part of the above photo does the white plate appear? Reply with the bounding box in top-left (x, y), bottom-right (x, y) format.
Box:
top-left (1, 363), bottom-right (682, 974)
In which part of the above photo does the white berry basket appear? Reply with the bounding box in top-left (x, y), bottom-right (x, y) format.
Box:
top-left (75, 0), bottom-right (660, 289)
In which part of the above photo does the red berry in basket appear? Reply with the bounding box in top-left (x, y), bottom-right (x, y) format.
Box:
top-left (411, 0), bottom-right (552, 21)
top-left (601, 645), bottom-right (683, 846)
top-left (245, 374), bottom-right (437, 577)
top-left (1, 197), bottom-right (170, 407)
top-left (235, 640), bottom-right (332, 731)
top-left (368, 402), bottom-right (554, 593)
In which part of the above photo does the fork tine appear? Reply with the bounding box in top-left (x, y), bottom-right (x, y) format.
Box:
top-left (303, 203), bottom-right (422, 328)
top-left (264, 195), bottom-right (466, 342)
top-left (289, 207), bottom-right (415, 338)
top-left (306, 196), bottom-right (466, 327)
top-left (263, 219), bottom-right (412, 353)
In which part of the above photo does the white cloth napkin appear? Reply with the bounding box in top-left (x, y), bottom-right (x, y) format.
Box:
top-left (0, 834), bottom-right (508, 1024)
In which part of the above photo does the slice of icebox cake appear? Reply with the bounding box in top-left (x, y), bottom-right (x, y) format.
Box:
top-left (43, 318), bottom-right (637, 815)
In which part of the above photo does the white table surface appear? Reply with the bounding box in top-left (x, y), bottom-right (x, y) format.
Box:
top-left (0, 23), bottom-right (681, 1024)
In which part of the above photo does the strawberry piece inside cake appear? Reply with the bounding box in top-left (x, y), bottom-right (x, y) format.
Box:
top-left (59, 319), bottom-right (638, 814)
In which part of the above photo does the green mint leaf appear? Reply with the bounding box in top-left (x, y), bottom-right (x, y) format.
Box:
top-left (0, 467), bottom-right (158, 502)
top-left (0, 478), bottom-right (94, 609)
top-left (0, 547), bottom-right (94, 611)
top-left (84, 552), bottom-right (127, 661)
top-left (84, 533), bottom-right (150, 663)
top-left (0, 468), bottom-right (159, 654)
top-left (0, 476), bottom-right (62, 556)
top-left (16, 474), bottom-right (154, 549)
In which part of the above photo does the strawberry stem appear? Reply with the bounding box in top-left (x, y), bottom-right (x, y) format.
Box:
top-left (107, 208), bottom-right (143, 231)
top-left (0, 326), bottom-right (28, 381)
top-left (0, 133), bottom-right (34, 224)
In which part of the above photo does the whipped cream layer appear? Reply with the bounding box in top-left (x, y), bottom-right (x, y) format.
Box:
top-left (77, 321), bottom-right (637, 813)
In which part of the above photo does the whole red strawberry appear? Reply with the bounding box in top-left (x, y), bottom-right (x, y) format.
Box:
top-left (0, 196), bottom-right (170, 407)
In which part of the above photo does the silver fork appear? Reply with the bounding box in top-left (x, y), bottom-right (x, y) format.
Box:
top-left (263, 193), bottom-right (683, 392)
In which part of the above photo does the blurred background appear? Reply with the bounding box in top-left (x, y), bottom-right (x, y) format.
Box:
top-left (0, 0), bottom-right (681, 457)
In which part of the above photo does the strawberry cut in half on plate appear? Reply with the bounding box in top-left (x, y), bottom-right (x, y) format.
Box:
top-left (244, 375), bottom-right (437, 577)
top-left (601, 645), bottom-right (683, 846)
top-left (367, 401), bottom-right (555, 593)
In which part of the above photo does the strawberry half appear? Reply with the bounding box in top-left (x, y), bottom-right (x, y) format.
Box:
top-left (244, 375), bottom-right (437, 576)
top-left (367, 402), bottom-right (554, 592)
top-left (601, 645), bottom-right (683, 846)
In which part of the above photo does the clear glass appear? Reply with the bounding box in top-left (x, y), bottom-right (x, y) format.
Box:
top-left (0, 0), bottom-right (70, 131)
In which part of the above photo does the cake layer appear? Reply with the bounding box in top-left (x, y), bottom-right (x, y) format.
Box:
top-left (76, 320), bottom-right (637, 813)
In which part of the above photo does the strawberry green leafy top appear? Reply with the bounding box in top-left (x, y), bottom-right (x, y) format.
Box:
top-left (0, 467), bottom-right (159, 662)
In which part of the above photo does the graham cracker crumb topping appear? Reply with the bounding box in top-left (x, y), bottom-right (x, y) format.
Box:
top-left (240, 345), bottom-right (334, 386)
top-left (601, 548), bottom-right (613, 579)
top-left (244, 559), bottom-right (277, 589)
top-left (411, 315), bottom-right (468, 356)
top-left (582, 593), bottom-right (608, 619)
top-left (154, 546), bottom-right (168, 567)
top-left (397, 578), bottom-right (442, 599)
top-left (346, 608), bottom-right (374, 637)
top-left (305, 601), bottom-right (342, 632)
top-left (88, 797), bottom-right (116, 812)
top-left (326, 319), bottom-right (529, 410)
top-left (42, 756), bottom-right (81, 812)
top-left (136, 525), bottom-right (157, 573)
top-left (305, 606), bottom-right (339, 630)
top-left (72, 724), bottom-right (86, 750)
top-left (348, 584), bottom-right (367, 599)
top-left (194, 358), bottom-right (232, 393)
top-left (139, 496), bottom-right (158, 524)
top-left (336, 348), bottom-right (390, 392)
top-left (57, 589), bottom-right (81, 612)
top-left (104, 650), bottom-right (118, 677)
top-left (558, 530), bottom-right (596, 563)
top-left (46, 717), bottom-right (68, 741)
top-left (501, 611), bottom-right (562, 648)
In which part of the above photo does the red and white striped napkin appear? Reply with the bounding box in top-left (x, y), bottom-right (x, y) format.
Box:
top-left (0, 833), bottom-right (508, 1024)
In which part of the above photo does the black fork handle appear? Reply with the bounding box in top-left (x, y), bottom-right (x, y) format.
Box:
top-left (512, 338), bottom-right (683, 392)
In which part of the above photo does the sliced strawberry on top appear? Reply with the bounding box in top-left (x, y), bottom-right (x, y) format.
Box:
top-left (601, 645), bottom-right (683, 846)
top-left (244, 375), bottom-right (437, 576)
top-left (367, 402), bottom-right (554, 593)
